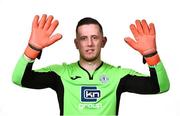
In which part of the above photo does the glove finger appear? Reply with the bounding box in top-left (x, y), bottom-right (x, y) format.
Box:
top-left (39, 14), bottom-right (47, 29)
top-left (47, 20), bottom-right (59, 35)
top-left (149, 23), bottom-right (156, 35)
top-left (142, 19), bottom-right (150, 34)
top-left (48, 33), bottom-right (62, 46)
top-left (32, 15), bottom-right (39, 28)
top-left (135, 20), bottom-right (144, 35)
top-left (124, 37), bottom-right (138, 50)
top-left (43, 15), bottom-right (54, 30)
top-left (130, 24), bottom-right (139, 39)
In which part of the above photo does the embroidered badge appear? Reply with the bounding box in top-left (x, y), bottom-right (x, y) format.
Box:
top-left (100, 75), bottom-right (109, 84)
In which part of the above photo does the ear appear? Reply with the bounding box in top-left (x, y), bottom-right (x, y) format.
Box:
top-left (101, 36), bottom-right (107, 48)
top-left (74, 38), bottom-right (79, 49)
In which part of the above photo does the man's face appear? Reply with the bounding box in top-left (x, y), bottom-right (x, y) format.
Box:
top-left (75, 24), bottom-right (107, 62)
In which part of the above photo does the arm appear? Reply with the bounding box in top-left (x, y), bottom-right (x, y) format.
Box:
top-left (122, 19), bottom-right (170, 94)
top-left (120, 61), bottom-right (169, 94)
top-left (12, 55), bottom-right (62, 90)
top-left (12, 14), bottom-right (63, 89)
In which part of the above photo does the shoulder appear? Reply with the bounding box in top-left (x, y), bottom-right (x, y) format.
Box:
top-left (103, 62), bottom-right (139, 75)
top-left (48, 62), bottom-right (74, 69)
top-left (48, 62), bottom-right (78, 73)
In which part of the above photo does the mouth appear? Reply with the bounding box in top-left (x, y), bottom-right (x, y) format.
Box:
top-left (86, 49), bottom-right (95, 54)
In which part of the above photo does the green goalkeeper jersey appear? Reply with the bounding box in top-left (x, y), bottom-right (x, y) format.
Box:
top-left (12, 55), bottom-right (170, 116)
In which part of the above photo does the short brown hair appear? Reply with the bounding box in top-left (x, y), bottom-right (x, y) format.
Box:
top-left (76, 17), bottom-right (103, 35)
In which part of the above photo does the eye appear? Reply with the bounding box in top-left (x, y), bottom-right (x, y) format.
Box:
top-left (92, 35), bottom-right (98, 40)
top-left (79, 36), bottom-right (87, 40)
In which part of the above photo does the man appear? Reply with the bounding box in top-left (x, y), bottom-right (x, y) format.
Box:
top-left (12, 14), bottom-right (170, 116)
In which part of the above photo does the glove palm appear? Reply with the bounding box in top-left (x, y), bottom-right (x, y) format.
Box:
top-left (124, 19), bottom-right (156, 55)
top-left (29, 14), bottom-right (62, 50)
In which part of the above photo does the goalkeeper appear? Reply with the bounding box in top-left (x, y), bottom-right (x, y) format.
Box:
top-left (12, 14), bottom-right (170, 116)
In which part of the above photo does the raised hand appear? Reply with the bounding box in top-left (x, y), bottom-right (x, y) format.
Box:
top-left (29, 14), bottom-right (62, 50)
top-left (124, 19), bottom-right (156, 55)
top-left (124, 19), bottom-right (160, 65)
top-left (24, 14), bottom-right (62, 59)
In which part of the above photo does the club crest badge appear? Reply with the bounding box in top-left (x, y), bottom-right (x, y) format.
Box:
top-left (100, 75), bottom-right (109, 84)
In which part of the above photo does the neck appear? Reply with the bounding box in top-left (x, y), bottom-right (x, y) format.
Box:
top-left (79, 58), bottom-right (102, 71)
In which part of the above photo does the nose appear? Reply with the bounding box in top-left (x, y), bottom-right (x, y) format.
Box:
top-left (87, 38), bottom-right (93, 46)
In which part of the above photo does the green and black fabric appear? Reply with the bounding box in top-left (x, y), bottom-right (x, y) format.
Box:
top-left (12, 55), bottom-right (170, 116)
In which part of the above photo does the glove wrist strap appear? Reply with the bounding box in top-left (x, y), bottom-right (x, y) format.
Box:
top-left (28, 43), bottom-right (42, 51)
top-left (143, 53), bottom-right (160, 66)
top-left (143, 51), bottom-right (158, 58)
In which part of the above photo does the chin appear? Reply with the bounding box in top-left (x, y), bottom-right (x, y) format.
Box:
top-left (84, 58), bottom-right (96, 62)
top-left (80, 53), bottom-right (100, 62)
top-left (83, 56), bottom-right (98, 62)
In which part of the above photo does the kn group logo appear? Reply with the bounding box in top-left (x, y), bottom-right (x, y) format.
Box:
top-left (81, 86), bottom-right (101, 102)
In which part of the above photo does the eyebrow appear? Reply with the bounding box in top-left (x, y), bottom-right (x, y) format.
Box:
top-left (78, 35), bottom-right (99, 38)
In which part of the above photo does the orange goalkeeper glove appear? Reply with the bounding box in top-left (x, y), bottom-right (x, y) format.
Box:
top-left (24, 14), bottom-right (62, 60)
top-left (124, 19), bottom-right (160, 66)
